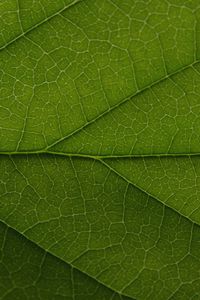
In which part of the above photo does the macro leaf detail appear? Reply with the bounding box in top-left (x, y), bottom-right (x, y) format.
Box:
top-left (1, 1), bottom-right (200, 299)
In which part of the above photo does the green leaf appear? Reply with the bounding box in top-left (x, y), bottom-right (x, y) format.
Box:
top-left (0, 220), bottom-right (130, 300)
top-left (1, 155), bottom-right (200, 300)
top-left (1, 0), bottom-right (200, 299)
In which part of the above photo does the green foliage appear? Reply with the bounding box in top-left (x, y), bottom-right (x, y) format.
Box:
top-left (1, 0), bottom-right (200, 299)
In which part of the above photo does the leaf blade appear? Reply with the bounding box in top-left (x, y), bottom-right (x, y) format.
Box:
top-left (1, 154), bottom-right (200, 299)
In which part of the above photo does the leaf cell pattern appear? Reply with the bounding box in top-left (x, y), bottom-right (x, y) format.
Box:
top-left (1, 1), bottom-right (200, 299)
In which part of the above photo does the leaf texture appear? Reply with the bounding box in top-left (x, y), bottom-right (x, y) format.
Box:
top-left (0, 220), bottom-right (130, 300)
top-left (1, 0), bottom-right (200, 299)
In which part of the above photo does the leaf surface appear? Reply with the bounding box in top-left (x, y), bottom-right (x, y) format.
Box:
top-left (1, 0), bottom-right (199, 152)
top-left (0, 220), bottom-right (129, 300)
top-left (1, 0), bottom-right (200, 299)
